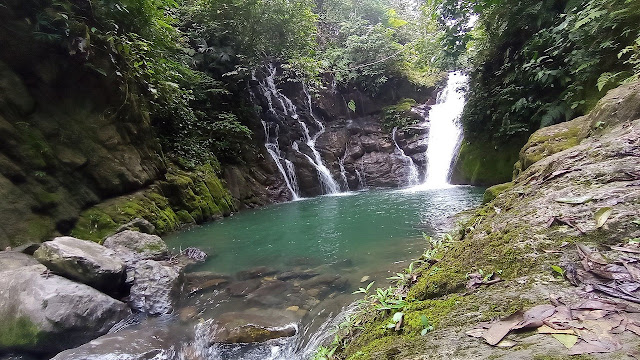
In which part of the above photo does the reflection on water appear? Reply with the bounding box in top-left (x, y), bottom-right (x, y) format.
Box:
top-left (124, 187), bottom-right (482, 359)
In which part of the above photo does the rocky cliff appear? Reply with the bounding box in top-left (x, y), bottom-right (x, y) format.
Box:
top-left (250, 65), bottom-right (440, 198)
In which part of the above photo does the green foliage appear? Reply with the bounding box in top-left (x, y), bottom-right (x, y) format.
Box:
top-left (181, 0), bottom-right (317, 70)
top-left (441, 0), bottom-right (640, 143)
top-left (382, 98), bottom-right (419, 131)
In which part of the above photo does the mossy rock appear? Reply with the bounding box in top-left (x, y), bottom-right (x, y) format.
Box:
top-left (513, 116), bottom-right (590, 178)
top-left (72, 162), bottom-right (236, 241)
top-left (482, 182), bottom-right (514, 204)
top-left (382, 98), bottom-right (422, 131)
top-left (450, 138), bottom-right (524, 186)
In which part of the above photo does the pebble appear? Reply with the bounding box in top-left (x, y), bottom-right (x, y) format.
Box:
top-left (360, 276), bottom-right (370, 283)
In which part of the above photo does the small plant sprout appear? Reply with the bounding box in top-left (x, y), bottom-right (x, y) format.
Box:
top-left (420, 315), bottom-right (434, 336)
top-left (387, 311), bottom-right (404, 330)
top-left (551, 265), bottom-right (565, 277)
top-left (352, 281), bottom-right (375, 295)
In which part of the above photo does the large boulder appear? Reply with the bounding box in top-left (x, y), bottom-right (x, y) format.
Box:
top-left (129, 260), bottom-right (182, 315)
top-left (33, 237), bottom-right (125, 294)
top-left (50, 327), bottom-right (177, 360)
top-left (0, 264), bottom-right (130, 354)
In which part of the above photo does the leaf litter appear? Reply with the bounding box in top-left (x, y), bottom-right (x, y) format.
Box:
top-left (467, 243), bottom-right (640, 355)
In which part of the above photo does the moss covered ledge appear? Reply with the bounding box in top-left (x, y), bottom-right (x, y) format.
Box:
top-left (71, 162), bottom-right (236, 241)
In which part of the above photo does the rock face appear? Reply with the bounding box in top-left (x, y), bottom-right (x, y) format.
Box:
top-left (33, 237), bottom-right (125, 293)
top-left (250, 65), bottom-right (438, 197)
top-left (0, 264), bottom-right (130, 354)
top-left (129, 260), bottom-right (182, 315)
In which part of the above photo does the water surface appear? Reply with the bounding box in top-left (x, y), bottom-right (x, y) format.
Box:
top-left (161, 186), bottom-right (483, 359)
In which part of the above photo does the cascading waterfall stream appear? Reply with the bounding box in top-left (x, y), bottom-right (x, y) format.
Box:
top-left (392, 127), bottom-right (420, 186)
top-left (252, 66), bottom-right (301, 200)
top-left (254, 63), bottom-right (340, 197)
top-left (300, 86), bottom-right (340, 194)
top-left (421, 72), bottom-right (469, 188)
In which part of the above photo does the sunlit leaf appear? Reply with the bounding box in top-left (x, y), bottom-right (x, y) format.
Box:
top-left (594, 207), bottom-right (613, 228)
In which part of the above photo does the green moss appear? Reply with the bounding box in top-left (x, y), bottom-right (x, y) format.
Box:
top-left (451, 138), bottom-right (524, 186)
top-left (483, 182), bottom-right (514, 204)
top-left (0, 316), bottom-right (41, 348)
top-left (72, 161), bottom-right (235, 240)
top-left (403, 295), bottom-right (461, 332)
top-left (382, 98), bottom-right (421, 131)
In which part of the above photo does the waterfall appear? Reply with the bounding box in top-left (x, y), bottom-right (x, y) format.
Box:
top-left (296, 86), bottom-right (340, 194)
top-left (252, 66), bottom-right (301, 200)
top-left (254, 63), bottom-right (340, 196)
top-left (262, 122), bottom-right (301, 200)
top-left (422, 72), bottom-right (468, 188)
top-left (392, 127), bottom-right (420, 186)
top-left (338, 151), bottom-right (349, 191)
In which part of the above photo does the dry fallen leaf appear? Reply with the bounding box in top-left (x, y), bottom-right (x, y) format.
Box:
top-left (594, 207), bottom-right (613, 228)
top-left (483, 311), bottom-right (524, 346)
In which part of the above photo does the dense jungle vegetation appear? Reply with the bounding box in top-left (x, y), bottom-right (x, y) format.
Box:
top-left (4, 0), bottom-right (639, 165)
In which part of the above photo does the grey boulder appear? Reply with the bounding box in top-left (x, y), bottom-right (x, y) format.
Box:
top-left (50, 327), bottom-right (176, 360)
top-left (129, 260), bottom-right (182, 316)
top-left (33, 236), bottom-right (125, 293)
top-left (0, 264), bottom-right (130, 354)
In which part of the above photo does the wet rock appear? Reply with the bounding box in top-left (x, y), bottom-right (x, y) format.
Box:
top-left (246, 280), bottom-right (291, 306)
top-left (226, 279), bottom-right (262, 297)
top-left (0, 251), bottom-right (39, 270)
top-left (301, 274), bottom-right (349, 290)
top-left (205, 312), bottom-right (298, 344)
top-left (33, 236), bottom-right (125, 294)
top-left (0, 264), bottom-right (130, 354)
top-left (276, 269), bottom-right (319, 281)
top-left (129, 260), bottom-right (182, 315)
top-left (211, 324), bottom-right (296, 344)
top-left (181, 247), bottom-right (208, 262)
top-left (50, 327), bottom-right (176, 360)
top-left (186, 278), bottom-right (229, 296)
top-left (103, 230), bottom-right (168, 263)
top-left (236, 266), bottom-right (277, 280)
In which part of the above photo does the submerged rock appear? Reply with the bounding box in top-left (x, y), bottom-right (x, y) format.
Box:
top-left (204, 312), bottom-right (298, 344)
top-left (236, 266), bottom-right (277, 280)
top-left (33, 236), bottom-right (125, 294)
top-left (129, 260), bottom-right (182, 315)
top-left (226, 279), bottom-right (262, 297)
top-left (246, 280), bottom-right (291, 306)
top-left (0, 264), bottom-right (130, 354)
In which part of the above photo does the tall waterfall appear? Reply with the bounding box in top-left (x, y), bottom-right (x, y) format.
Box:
top-left (392, 127), bottom-right (420, 186)
top-left (422, 72), bottom-right (468, 188)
